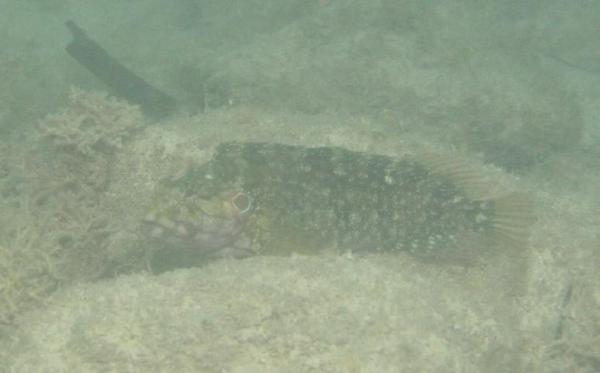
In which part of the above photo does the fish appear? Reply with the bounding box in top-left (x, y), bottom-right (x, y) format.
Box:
top-left (162, 142), bottom-right (534, 261)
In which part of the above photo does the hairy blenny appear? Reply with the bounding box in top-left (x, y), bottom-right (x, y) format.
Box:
top-left (166, 142), bottom-right (534, 260)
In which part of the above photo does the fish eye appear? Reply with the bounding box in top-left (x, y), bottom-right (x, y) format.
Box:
top-left (230, 192), bottom-right (253, 215)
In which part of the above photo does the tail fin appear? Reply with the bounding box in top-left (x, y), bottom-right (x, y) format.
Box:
top-left (490, 192), bottom-right (535, 250)
top-left (486, 192), bottom-right (536, 296)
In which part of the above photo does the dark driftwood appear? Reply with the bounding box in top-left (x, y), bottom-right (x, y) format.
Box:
top-left (65, 20), bottom-right (176, 119)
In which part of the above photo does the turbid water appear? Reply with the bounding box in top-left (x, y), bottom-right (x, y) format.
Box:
top-left (1, 1), bottom-right (599, 371)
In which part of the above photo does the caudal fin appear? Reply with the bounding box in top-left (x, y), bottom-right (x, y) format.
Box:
top-left (491, 192), bottom-right (535, 250)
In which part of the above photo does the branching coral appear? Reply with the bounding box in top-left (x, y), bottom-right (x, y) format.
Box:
top-left (0, 221), bottom-right (65, 325)
top-left (38, 87), bottom-right (143, 157)
top-left (34, 88), bottom-right (143, 192)
top-left (0, 88), bottom-right (148, 325)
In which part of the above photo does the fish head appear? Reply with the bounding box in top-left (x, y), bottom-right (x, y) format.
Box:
top-left (140, 188), bottom-right (255, 257)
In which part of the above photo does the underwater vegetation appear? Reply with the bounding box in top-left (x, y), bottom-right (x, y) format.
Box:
top-left (0, 220), bottom-right (62, 326)
top-left (0, 89), bottom-right (145, 325)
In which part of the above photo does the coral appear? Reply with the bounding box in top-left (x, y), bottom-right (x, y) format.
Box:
top-left (0, 217), bottom-right (66, 325)
top-left (0, 88), bottom-right (149, 326)
top-left (38, 87), bottom-right (143, 157)
top-left (25, 87), bottom-right (146, 275)
top-left (31, 88), bottom-right (142, 194)
top-left (0, 172), bottom-right (118, 325)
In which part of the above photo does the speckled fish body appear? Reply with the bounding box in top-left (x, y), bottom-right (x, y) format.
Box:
top-left (172, 142), bottom-right (532, 257)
